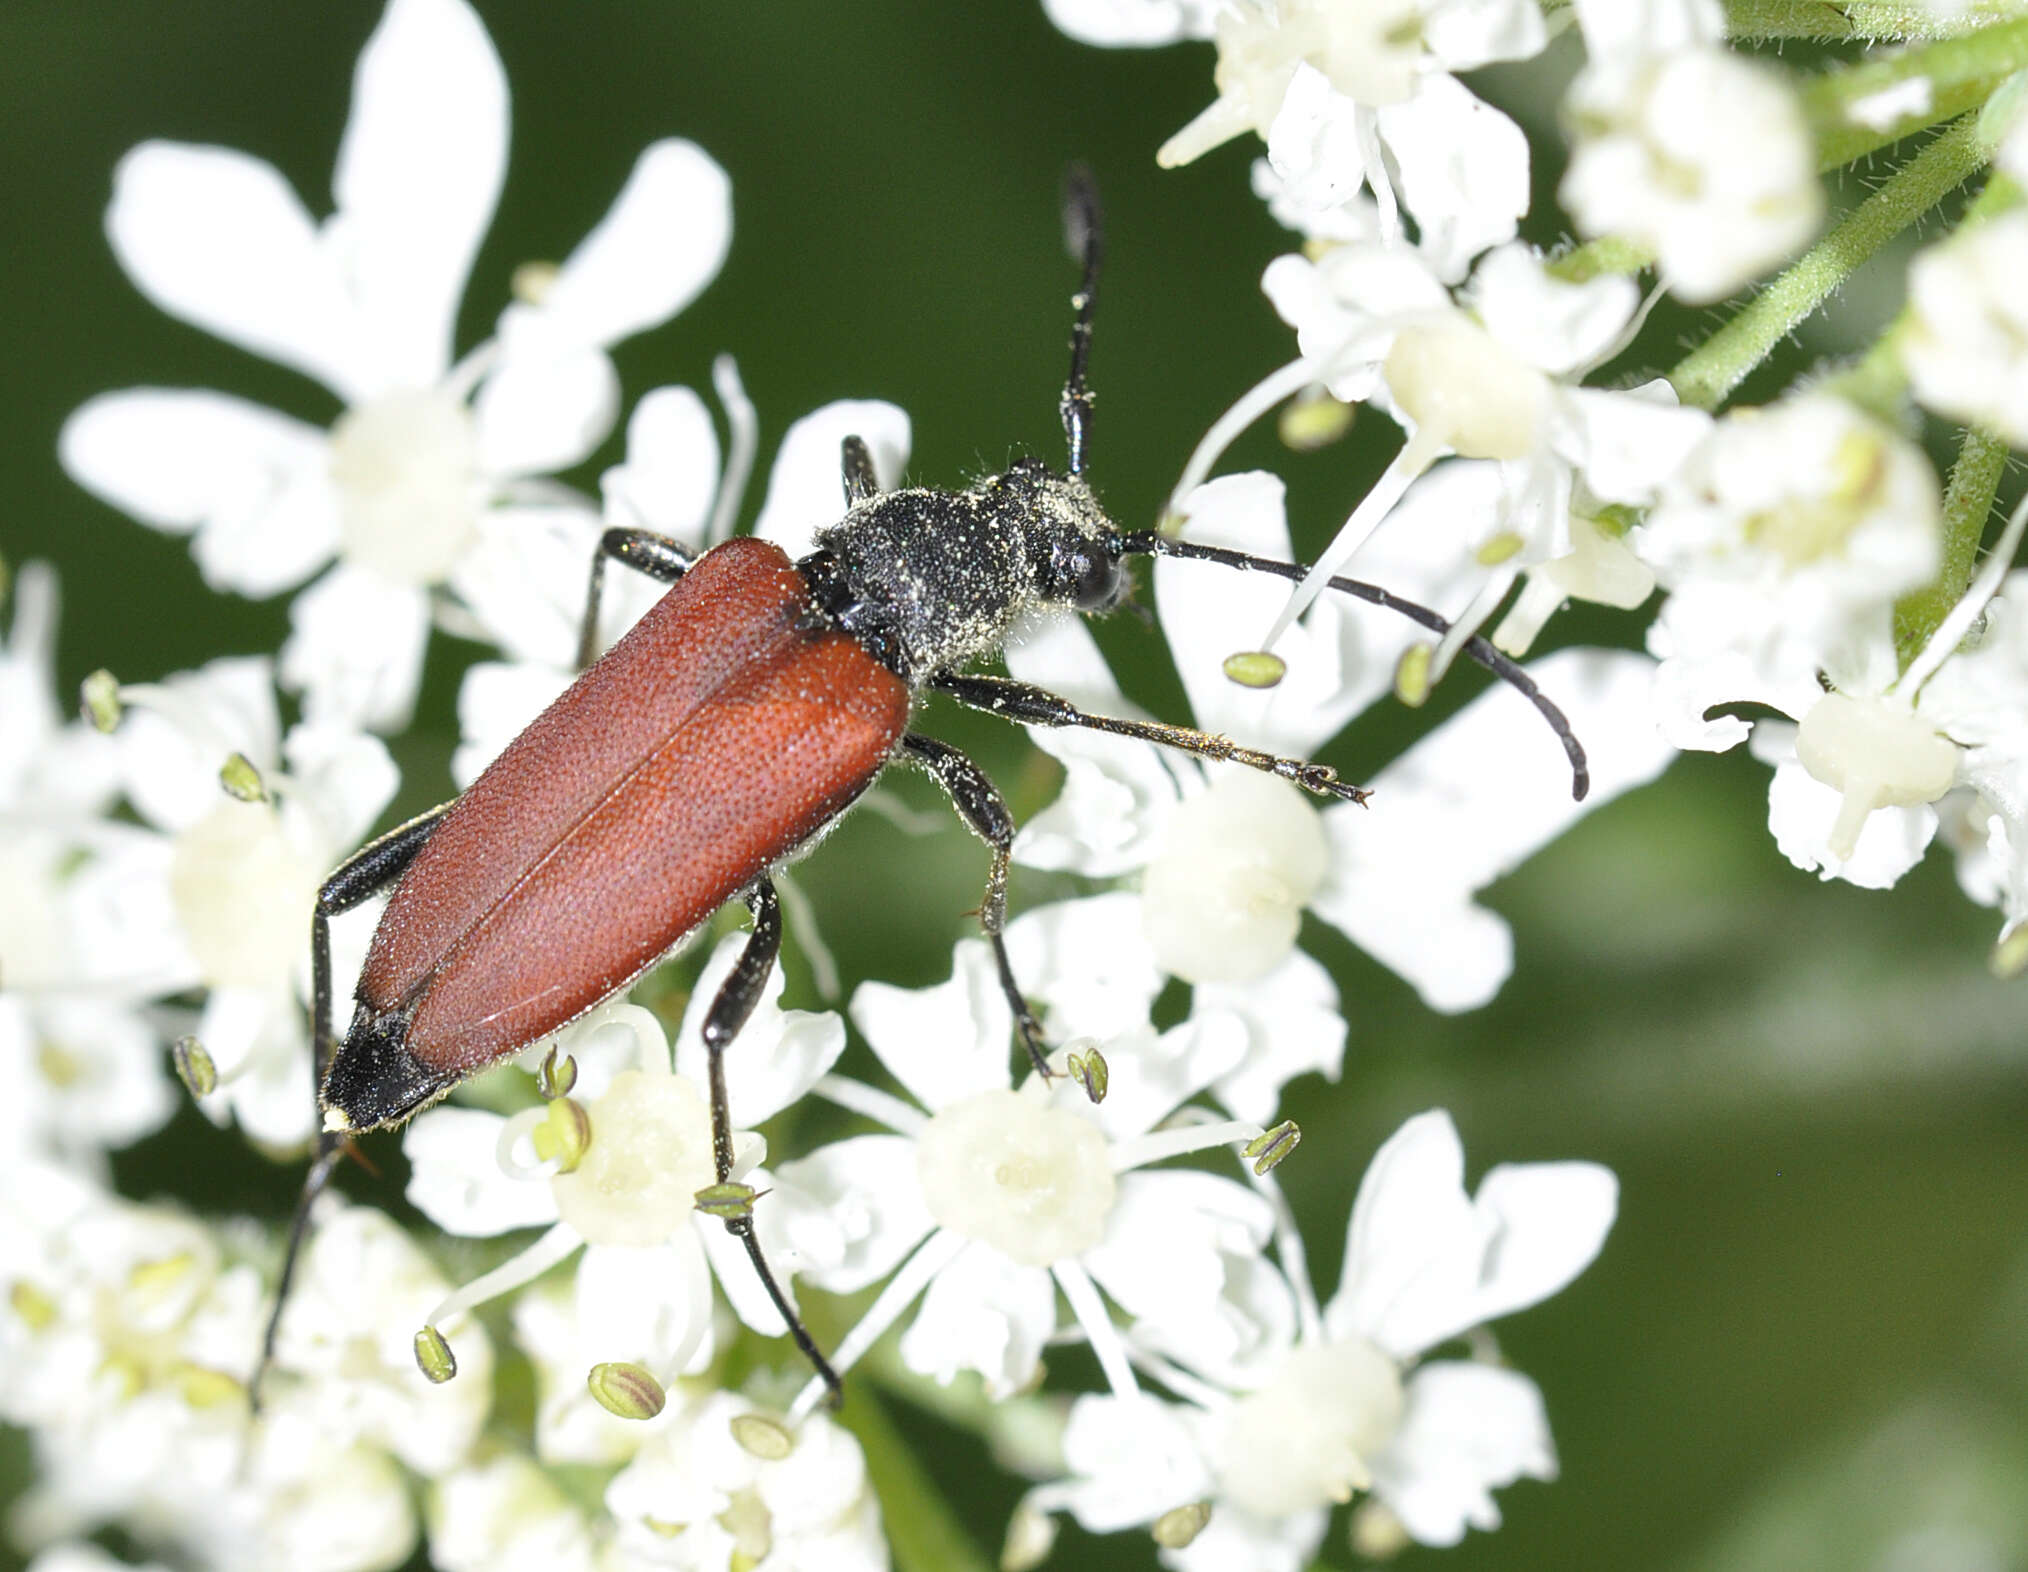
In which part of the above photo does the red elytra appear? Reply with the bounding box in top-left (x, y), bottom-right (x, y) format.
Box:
top-left (358, 536), bottom-right (907, 1081)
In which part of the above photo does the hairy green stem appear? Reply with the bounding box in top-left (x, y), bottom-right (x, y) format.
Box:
top-left (1668, 114), bottom-right (1990, 411)
top-left (842, 1384), bottom-right (996, 1572)
top-left (1801, 17), bottom-right (2028, 122)
top-left (1728, 1), bottom-right (2028, 40)
top-left (1895, 426), bottom-right (2008, 664)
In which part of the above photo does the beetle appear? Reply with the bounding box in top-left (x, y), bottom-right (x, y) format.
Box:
top-left (260, 168), bottom-right (1589, 1403)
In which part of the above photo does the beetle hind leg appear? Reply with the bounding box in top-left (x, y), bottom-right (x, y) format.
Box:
top-left (700, 878), bottom-right (843, 1402)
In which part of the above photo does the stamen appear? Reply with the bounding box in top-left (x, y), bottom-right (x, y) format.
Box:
top-left (1257, 441), bottom-right (1428, 651)
top-left (1054, 1260), bottom-right (1139, 1398)
top-left (787, 1229), bottom-right (967, 1423)
top-left (1112, 1117), bottom-right (1267, 1173)
top-left (426, 1221), bottom-right (581, 1327)
top-left (1166, 359), bottom-right (1320, 519)
top-left (812, 1073), bottom-right (930, 1138)
top-left (707, 354), bottom-right (758, 545)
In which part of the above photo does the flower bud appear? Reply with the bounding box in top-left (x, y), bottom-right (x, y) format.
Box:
top-left (587, 1361), bottom-right (667, 1420)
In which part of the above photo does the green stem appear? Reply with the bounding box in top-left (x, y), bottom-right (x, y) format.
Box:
top-left (1728, 1), bottom-right (2028, 40)
top-left (1668, 114), bottom-right (1990, 411)
top-left (1546, 234), bottom-right (1654, 283)
top-left (1800, 17), bottom-right (2028, 124)
top-left (840, 1384), bottom-right (997, 1572)
top-left (1894, 426), bottom-right (2007, 663)
top-left (1814, 73), bottom-right (2000, 166)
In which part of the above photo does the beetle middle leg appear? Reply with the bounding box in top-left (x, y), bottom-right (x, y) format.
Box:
top-left (698, 877), bottom-right (843, 1400)
top-left (576, 526), bottom-right (695, 669)
top-left (899, 733), bottom-right (1051, 1079)
top-left (933, 670), bottom-right (1372, 804)
top-left (257, 800), bottom-right (456, 1406)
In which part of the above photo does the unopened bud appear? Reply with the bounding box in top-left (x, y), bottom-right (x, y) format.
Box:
top-left (729, 1411), bottom-right (794, 1461)
top-left (530, 1096), bottom-right (592, 1173)
top-left (511, 259), bottom-right (562, 305)
top-left (414, 1324), bottom-right (457, 1384)
top-left (1224, 650), bottom-right (1287, 689)
top-left (172, 1035), bottom-right (217, 1099)
top-left (537, 1045), bottom-right (578, 1100)
top-left (218, 752), bottom-right (266, 802)
top-left (1993, 921), bottom-right (2028, 981)
top-left (587, 1360), bottom-right (666, 1420)
top-left (1001, 1501), bottom-right (1058, 1572)
top-left (1394, 642), bottom-right (1433, 708)
top-left (81, 669), bottom-right (122, 732)
top-left (1279, 389), bottom-right (1354, 451)
top-left (1065, 1045), bottom-right (1109, 1104)
top-left (1244, 1119), bottom-right (1301, 1175)
top-left (694, 1181), bottom-right (758, 1221)
top-left (1152, 1501), bottom-right (1213, 1549)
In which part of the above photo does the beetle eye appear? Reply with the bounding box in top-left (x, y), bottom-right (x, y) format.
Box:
top-left (1052, 542), bottom-right (1121, 611)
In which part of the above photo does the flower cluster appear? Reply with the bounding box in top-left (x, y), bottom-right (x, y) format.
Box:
top-left (16, 0), bottom-right (2028, 1569)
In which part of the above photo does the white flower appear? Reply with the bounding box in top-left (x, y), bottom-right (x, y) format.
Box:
top-left (602, 1391), bottom-right (886, 1572)
top-left (401, 934), bottom-right (847, 1388)
top-left (1902, 210), bottom-right (2028, 445)
top-left (1211, 242), bottom-right (1704, 659)
top-left (1562, 1), bottom-right (1822, 303)
top-left (427, 1453), bottom-right (599, 1572)
top-left (59, 0), bottom-right (731, 730)
top-left (0, 564), bottom-right (172, 1167)
top-left (1637, 393), bottom-right (1942, 753)
top-left (774, 939), bottom-right (1280, 1406)
top-left (1028, 1110), bottom-right (1617, 1568)
top-left (1010, 474), bottom-right (1677, 1077)
top-left (69, 658), bottom-right (397, 1146)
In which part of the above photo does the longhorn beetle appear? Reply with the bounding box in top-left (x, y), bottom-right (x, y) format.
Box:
top-left (261, 168), bottom-right (1589, 1404)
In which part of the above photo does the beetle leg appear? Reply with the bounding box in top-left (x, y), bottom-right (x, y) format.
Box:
top-left (933, 671), bottom-right (1373, 805)
top-left (840, 435), bottom-right (880, 505)
top-left (577, 526), bottom-right (694, 670)
top-left (699, 878), bottom-right (844, 1401)
top-left (255, 801), bottom-right (455, 1411)
top-left (899, 734), bottom-right (1051, 1080)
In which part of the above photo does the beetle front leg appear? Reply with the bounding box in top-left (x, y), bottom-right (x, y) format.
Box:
top-left (934, 670), bottom-right (1372, 804)
top-left (577, 526), bottom-right (694, 670)
top-left (899, 733), bottom-right (1051, 1080)
top-left (698, 878), bottom-right (843, 1401)
top-left (257, 801), bottom-right (456, 1409)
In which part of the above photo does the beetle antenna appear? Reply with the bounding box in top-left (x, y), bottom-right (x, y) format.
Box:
top-left (1059, 164), bottom-right (1102, 478)
top-left (1113, 531), bottom-right (1592, 800)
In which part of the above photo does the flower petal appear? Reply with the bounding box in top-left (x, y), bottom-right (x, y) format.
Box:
top-left (773, 1133), bottom-right (936, 1293)
top-left (1004, 895), bottom-right (1165, 1044)
top-left (60, 389), bottom-right (338, 596)
top-left (509, 139), bottom-right (732, 353)
top-left (330, 0), bottom-right (507, 389)
top-left (753, 400), bottom-right (911, 561)
top-left (898, 1239), bottom-right (1056, 1397)
top-left (600, 384), bottom-right (721, 543)
top-left (472, 347), bottom-right (621, 478)
top-left (1369, 1361), bottom-right (1556, 1545)
top-left (279, 565), bottom-right (431, 732)
top-left (1041, 0), bottom-right (1220, 46)
top-left (1373, 77), bottom-right (1528, 283)
top-left (404, 1107), bottom-right (558, 1236)
top-left (1083, 1170), bottom-right (1275, 1366)
top-left (1458, 1161), bottom-right (1618, 1329)
top-left (107, 143), bottom-right (367, 400)
top-left (673, 933), bottom-right (846, 1124)
top-left (451, 660), bottom-right (571, 789)
top-left (848, 938), bottom-right (1011, 1114)
top-left (575, 1236), bottom-right (715, 1374)
top-left (1199, 948), bottom-right (1348, 1124)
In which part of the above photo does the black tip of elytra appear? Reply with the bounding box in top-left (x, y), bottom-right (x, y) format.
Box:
top-left (319, 1007), bottom-right (454, 1133)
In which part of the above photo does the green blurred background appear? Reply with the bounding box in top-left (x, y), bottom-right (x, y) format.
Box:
top-left (5, 4), bottom-right (2025, 1570)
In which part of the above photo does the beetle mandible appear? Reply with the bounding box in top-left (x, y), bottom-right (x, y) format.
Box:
top-left (261, 168), bottom-right (1589, 1403)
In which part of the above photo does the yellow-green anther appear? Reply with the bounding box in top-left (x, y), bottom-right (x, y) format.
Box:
top-left (694, 1181), bottom-right (758, 1221)
top-left (537, 1045), bottom-right (578, 1100)
top-left (81, 669), bottom-right (122, 733)
top-left (218, 752), bottom-right (266, 803)
top-left (1244, 1119), bottom-right (1302, 1176)
top-left (1066, 1046), bottom-right (1109, 1104)
top-left (587, 1360), bottom-right (666, 1420)
top-left (1992, 922), bottom-right (2028, 981)
top-left (1223, 650), bottom-right (1287, 689)
top-left (1475, 530), bottom-right (1525, 566)
top-left (175, 1362), bottom-right (244, 1408)
top-left (729, 1412), bottom-right (795, 1461)
top-left (128, 1252), bottom-right (194, 1303)
top-left (9, 1280), bottom-right (58, 1331)
top-left (643, 1518), bottom-right (685, 1541)
top-left (101, 1353), bottom-right (145, 1400)
top-left (730, 1553), bottom-right (759, 1572)
top-left (511, 259), bottom-right (561, 305)
top-left (1278, 389), bottom-right (1354, 451)
top-left (1151, 1502), bottom-right (1213, 1549)
top-left (1590, 503), bottom-right (1638, 538)
top-left (414, 1324), bottom-right (457, 1384)
top-left (530, 1096), bottom-right (592, 1173)
top-left (172, 1035), bottom-right (217, 1099)
top-left (1394, 642), bottom-right (1433, 708)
